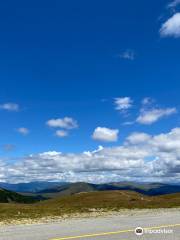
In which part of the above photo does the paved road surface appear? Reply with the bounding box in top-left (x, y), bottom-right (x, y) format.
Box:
top-left (1, 209), bottom-right (180, 240)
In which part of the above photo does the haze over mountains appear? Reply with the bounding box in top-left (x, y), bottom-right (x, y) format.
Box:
top-left (0, 181), bottom-right (65, 193)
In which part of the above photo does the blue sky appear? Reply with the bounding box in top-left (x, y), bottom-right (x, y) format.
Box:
top-left (0, 0), bottom-right (180, 183)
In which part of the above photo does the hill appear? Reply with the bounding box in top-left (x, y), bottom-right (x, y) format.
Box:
top-left (38, 182), bottom-right (180, 198)
top-left (1, 190), bottom-right (180, 222)
top-left (0, 188), bottom-right (39, 203)
top-left (46, 190), bottom-right (180, 210)
top-left (108, 182), bottom-right (180, 195)
top-left (38, 182), bottom-right (98, 197)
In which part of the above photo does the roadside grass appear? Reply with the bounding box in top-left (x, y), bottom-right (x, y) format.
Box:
top-left (0, 190), bottom-right (180, 222)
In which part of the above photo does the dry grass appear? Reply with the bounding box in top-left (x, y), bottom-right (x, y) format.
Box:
top-left (0, 190), bottom-right (180, 223)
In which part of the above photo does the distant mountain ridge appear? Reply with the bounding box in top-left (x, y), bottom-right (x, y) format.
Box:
top-left (1, 181), bottom-right (180, 197)
top-left (38, 182), bottom-right (180, 197)
top-left (0, 181), bottom-right (66, 193)
top-left (38, 182), bottom-right (97, 197)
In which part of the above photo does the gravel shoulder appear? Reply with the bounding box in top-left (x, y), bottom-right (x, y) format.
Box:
top-left (0, 207), bottom-right (180, 226)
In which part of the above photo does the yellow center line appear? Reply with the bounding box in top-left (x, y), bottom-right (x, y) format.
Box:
top-left (50, 223), bottom-right (180, 240)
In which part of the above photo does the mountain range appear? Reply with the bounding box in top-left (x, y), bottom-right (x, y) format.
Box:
top-left (0, 181), bottom-right (65, 193)
top-left (38, 182), bottom-right (180, 197)
top-left (1, 181), bottom-right (180, 202)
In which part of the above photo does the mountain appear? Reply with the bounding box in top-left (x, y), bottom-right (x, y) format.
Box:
top-left (45, 190), bottom-right (180, 210)
top-left (0, 181), bottom-right (67, 193)
top-left (109, 182), bottom-right (180, 196)
top-left (1, 181), bottom-right (180, 198)
top-left (38, 182), bottom-right (180, 198)
top-left (38, 182), bottom-right (98, 198)
top-left (0, 188), bottom-right (39, 203)
top-left (2, 190), bottom-right (180, 222)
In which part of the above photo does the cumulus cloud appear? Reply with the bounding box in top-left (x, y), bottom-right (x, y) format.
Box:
top-left (126, 132), bottom-right (151, 144)
top-left (114, 97), bottom-right (133, 111)
top-left (119, 50), bottom-right (135, 60)
top-left (55, 130), bottom-right (68, 138)
top-left (0, 146), bottom-right (147, 183)
top-left (136, 108), bottom-right (177, 125)
top-left (160, 13), bottom-right (180, 37)
top-left (0, 103), bottom-right (19, 112)
top-left (17, 127), bottom-right (29, 136)
top-left (46, 117), bottom-right (78, 129)
top-left (1, 128), bottom-right (180, 183)
top-left (92, 127), bottom-right (119, 142)
top-left (84, 146), bottom-right (104, 157)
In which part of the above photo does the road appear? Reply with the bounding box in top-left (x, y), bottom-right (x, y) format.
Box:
top-left (0, 209), bottom-right (180, 240)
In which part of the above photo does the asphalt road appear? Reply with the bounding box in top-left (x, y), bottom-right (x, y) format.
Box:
top-left (1, 209), bottom-right (180, 240)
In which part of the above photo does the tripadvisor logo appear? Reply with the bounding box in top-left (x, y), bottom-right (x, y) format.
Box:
top-left (135, 227), bottom-right (144, 236)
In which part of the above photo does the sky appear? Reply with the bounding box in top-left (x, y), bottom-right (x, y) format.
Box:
top-left (0, 0), bottom-right (180, 183)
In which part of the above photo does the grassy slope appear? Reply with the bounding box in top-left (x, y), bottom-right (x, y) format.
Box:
top-left (0, 188), bottom-right (38, 204)
top-left (0, 190), bottom-right (180, 221)
top-left (39, 182), bottom-right (97, 198)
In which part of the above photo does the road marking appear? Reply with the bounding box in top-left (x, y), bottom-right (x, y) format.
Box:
top-left (50, 229), bottom-right (133, 240)
top-left (51, 223), bottom-right (180, 240)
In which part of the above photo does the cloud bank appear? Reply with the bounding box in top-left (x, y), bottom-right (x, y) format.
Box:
top-left (1, 128), bottom-right (180, 183)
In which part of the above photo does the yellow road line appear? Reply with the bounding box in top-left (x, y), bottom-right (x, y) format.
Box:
top-left (51, 223), bottom-right (180, 240)
top-left (50, 229), bottom-right (133, 240)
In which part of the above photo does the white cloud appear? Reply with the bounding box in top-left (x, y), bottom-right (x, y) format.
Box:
top-left (17, 127), bottom-right (29, 136)
top-left (114, 97), bottom-right (133, 111)
top-left (136, 108), bottom-right (177, 125)
top-left (84, 146), bottom-right (104, 157)
top-left (46, 117), bottom-right (78, 129)
top-left (39, 151), bottom-right (62, 157)
top-left (126, 132), bottom-right (151, 145)
top-left (142, 97), bottom-right (154, 106)
top-left (92, 127), bottom-right (119, 142)
top-left (119, 50), bottom-right (135, 60)
top-left (1, 128), bottom-right (180, 183)
top-left (0, 128), bottom-right (178, 183)
top-left (122, 121), bottom-right (134, 126)
top-left (55, 130), bottom-right (68, 138)
top-left (0, 103), bottom-right (19, 112)
top-left (160, 13), bottom-right (180, 37)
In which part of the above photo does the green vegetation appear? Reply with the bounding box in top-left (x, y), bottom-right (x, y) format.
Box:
top-left (0, 190), bottom-right (180, 222)
top-left (0, 188), bottom-right (38, 204)
top-left (1, 182), bottom-right (180, 223)
top-left (38, 182), bottom-right (97, 198)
